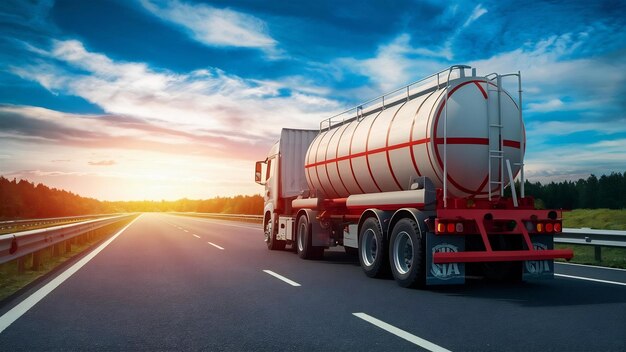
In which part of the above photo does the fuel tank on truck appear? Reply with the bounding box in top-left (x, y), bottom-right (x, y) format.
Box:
top-left (305, 72), bottom-right (524, 199)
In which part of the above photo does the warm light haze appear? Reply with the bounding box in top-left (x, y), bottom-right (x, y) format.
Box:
top-left (1, 1), bottom-right (624, 200)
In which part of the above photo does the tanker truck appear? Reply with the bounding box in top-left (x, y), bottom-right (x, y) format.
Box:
top-left (254, 65), bottom-right (573, 287)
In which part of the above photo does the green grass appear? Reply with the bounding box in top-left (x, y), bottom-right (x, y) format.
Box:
top-left (556, 244), bottom-right (626, 269)
top-left (559, 209), bottom-right (626, 269)
top-left (562, 209), bottom-right (626, 230)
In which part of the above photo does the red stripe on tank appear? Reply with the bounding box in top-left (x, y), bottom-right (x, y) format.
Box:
top-left (334, 124), bottom-right (351, 197)
top-left (433, 80), bottom-right (490, 195)
top-left (474, 81), bottom-right (488, 99)
top-left (365, 113), bottom-right (383, 193)
top-left (385, 102), bottom-right (407, 191)
top-left (304, 137), bottom-right (520, 169)
top-left (313, 135), bottom-right (332, 197)
top-left (348, 122), bottom-right (365, 194)
top-left (323, 126), bottom-right (342, 198)
top-left (408, 90), bottom-right (437, 178)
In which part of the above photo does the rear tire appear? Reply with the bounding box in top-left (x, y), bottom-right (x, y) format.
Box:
top-left (358, 217), bottom-right (389, 278)
top-left (389, 218), bottom-right (426, 288)
top-left (296, 215), bottom-right (323, 259)
top-left (265, 217), bottom-right (285, 251)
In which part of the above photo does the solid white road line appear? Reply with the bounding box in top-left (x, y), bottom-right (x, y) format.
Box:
top-left (262, 270), bottom-right (301, 287)
top-left (555, 273), bottom-right (626, 286)
top-left (0, 214), bottom-right (142, 334)
top-left (193, 234), bottom-right (201, 239)
top-left (208, 242), bottom-right (224, 250)
top-left (353, 313), bottom-right (452, 352)
top-left (555, 262), bottom-right (626, 272)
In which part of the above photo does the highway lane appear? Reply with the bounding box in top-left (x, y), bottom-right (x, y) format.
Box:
top-left (0, 213), bottom-right (624, 351)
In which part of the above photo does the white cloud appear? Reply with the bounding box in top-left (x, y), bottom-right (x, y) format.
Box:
top-left (526, 99), bottom-right (564, 112)
top-left (335, 34), bottom-right (444, 92)
top-left (139, 0), bottom-right (279, 56)
top-left (333, 4), bottom-right (491, 92)
top-left (13, 40), bottom-right (339, 144)
top-left (462, 4), bottom-right (488, 29)
top-left (469, 32), bottom-right (626, 114)
top-left (525, 138), bottom-right (626, 183)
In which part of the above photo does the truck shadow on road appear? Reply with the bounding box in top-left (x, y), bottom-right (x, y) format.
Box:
top-left (429, 279), bottom-right (626, 307)
top-left (313, 249), bottom-right (626, 308)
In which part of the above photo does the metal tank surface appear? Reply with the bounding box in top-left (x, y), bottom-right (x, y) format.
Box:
top-left (305, 69), bottom-right (524, 199)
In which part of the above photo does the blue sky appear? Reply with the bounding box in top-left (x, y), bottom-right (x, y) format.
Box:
top-left (0, 0), bottom-right (624, 200)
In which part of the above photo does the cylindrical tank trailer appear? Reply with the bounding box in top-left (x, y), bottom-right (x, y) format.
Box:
top-left (305, 76), bottom-right (524, 199)
top-left (255, 66), bottom-right (573, 287)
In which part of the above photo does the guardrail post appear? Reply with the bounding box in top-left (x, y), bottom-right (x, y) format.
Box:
top-left (32, 250), bottom-right (42, 270)
top-left (53, 242), bottom-right (61, 257)
top-left (594, 246), bottom-right (602, 262)
top-left (17, 256), bottom-right (25, 274)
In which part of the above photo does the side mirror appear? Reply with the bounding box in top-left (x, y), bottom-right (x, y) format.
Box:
top-left (255, 161), bottom-right (265, 185)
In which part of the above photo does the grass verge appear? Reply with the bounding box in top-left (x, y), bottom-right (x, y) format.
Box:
top-left (559, 209), bottom-right (626, 269)
top-left (562, 209), bottom-right (626, 230)
top-left (0, 215), bottom-right (137, 303)
top-left (556, 244), bottom-right (626, 269)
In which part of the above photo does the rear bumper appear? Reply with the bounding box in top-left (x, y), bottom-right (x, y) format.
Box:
top-left (434, 249), bottom-right (574, 264)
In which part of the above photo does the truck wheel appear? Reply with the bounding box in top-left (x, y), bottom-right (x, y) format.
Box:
top-left (265, 218), bottom-right (285, 251)
top-left (389, 218), bottom-right (426, 287)
top-left (359, 217), bottom-right (389, 278)
top-left (296, 215), bottom-right (323, 259)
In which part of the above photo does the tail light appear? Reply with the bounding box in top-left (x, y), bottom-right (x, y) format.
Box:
top-left (436, 220), bottom-right (465, 234)
top-left (534, 221), bottom-right (562, 233)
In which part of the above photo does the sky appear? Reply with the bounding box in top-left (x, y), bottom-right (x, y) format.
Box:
top-left (0, 0), bottom-right (624, 201)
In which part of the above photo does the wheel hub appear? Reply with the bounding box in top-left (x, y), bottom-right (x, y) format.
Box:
top-left (393, 231), bottom-right (414, 275)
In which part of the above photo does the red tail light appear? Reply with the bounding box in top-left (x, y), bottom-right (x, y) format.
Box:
top-left (554, 222), bottom-right (562, 233)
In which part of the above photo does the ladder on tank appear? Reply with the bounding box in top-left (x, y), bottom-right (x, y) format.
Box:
top-left (484, 72), bottom-right (526, 204)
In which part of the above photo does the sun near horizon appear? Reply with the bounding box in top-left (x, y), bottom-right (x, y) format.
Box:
top-left (1, 1), bottom-right (624, 201)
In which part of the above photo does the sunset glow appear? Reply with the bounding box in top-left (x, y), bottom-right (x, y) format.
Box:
top-left (1, 1), bottom-right (624, 200)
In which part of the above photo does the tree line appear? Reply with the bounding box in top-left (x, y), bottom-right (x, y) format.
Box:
top-left (517, 172), bottom-right (626, 210)
top-left (0, 172), bottom-right (624, 219)
top-left (0, 176), bottom-right (263, 220)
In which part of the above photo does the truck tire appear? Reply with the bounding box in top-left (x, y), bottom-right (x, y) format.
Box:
top-left (359, 217), bottom-right (389, 278)
top-left (389, 218), bottom-right (426, 287)
top-left (296, 215), bottom-right (323, 259)
top-left (265, 217), bottom-right (285, 251)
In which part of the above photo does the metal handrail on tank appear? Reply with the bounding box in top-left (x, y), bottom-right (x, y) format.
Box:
top-left (484, 71), bottom-right (525, 201)
top-left (319, 65), bottom-right (473, 132)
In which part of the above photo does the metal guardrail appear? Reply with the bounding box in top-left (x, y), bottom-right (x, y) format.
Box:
top-left (0, 214), bottom-right (122, 233)
top-left (171, 212), bottom-right (263, 223)
top-left (0, 214), bottom-right (136, 265)
top-left (556, 228), bottom-right (626, 261)
top-left (556, 228), bottom-right (626, 248)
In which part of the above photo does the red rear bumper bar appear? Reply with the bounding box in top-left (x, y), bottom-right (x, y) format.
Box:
top-left (434, 249), bottom-right (574, 264)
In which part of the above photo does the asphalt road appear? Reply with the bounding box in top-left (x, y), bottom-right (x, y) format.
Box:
top-left (0, 213), bottom-right (624, 351)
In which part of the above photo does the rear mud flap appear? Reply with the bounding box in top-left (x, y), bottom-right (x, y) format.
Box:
top-left (523, 235), bottom-right (554, 280)
top-left (426, 232), bottom-right (465, 285)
